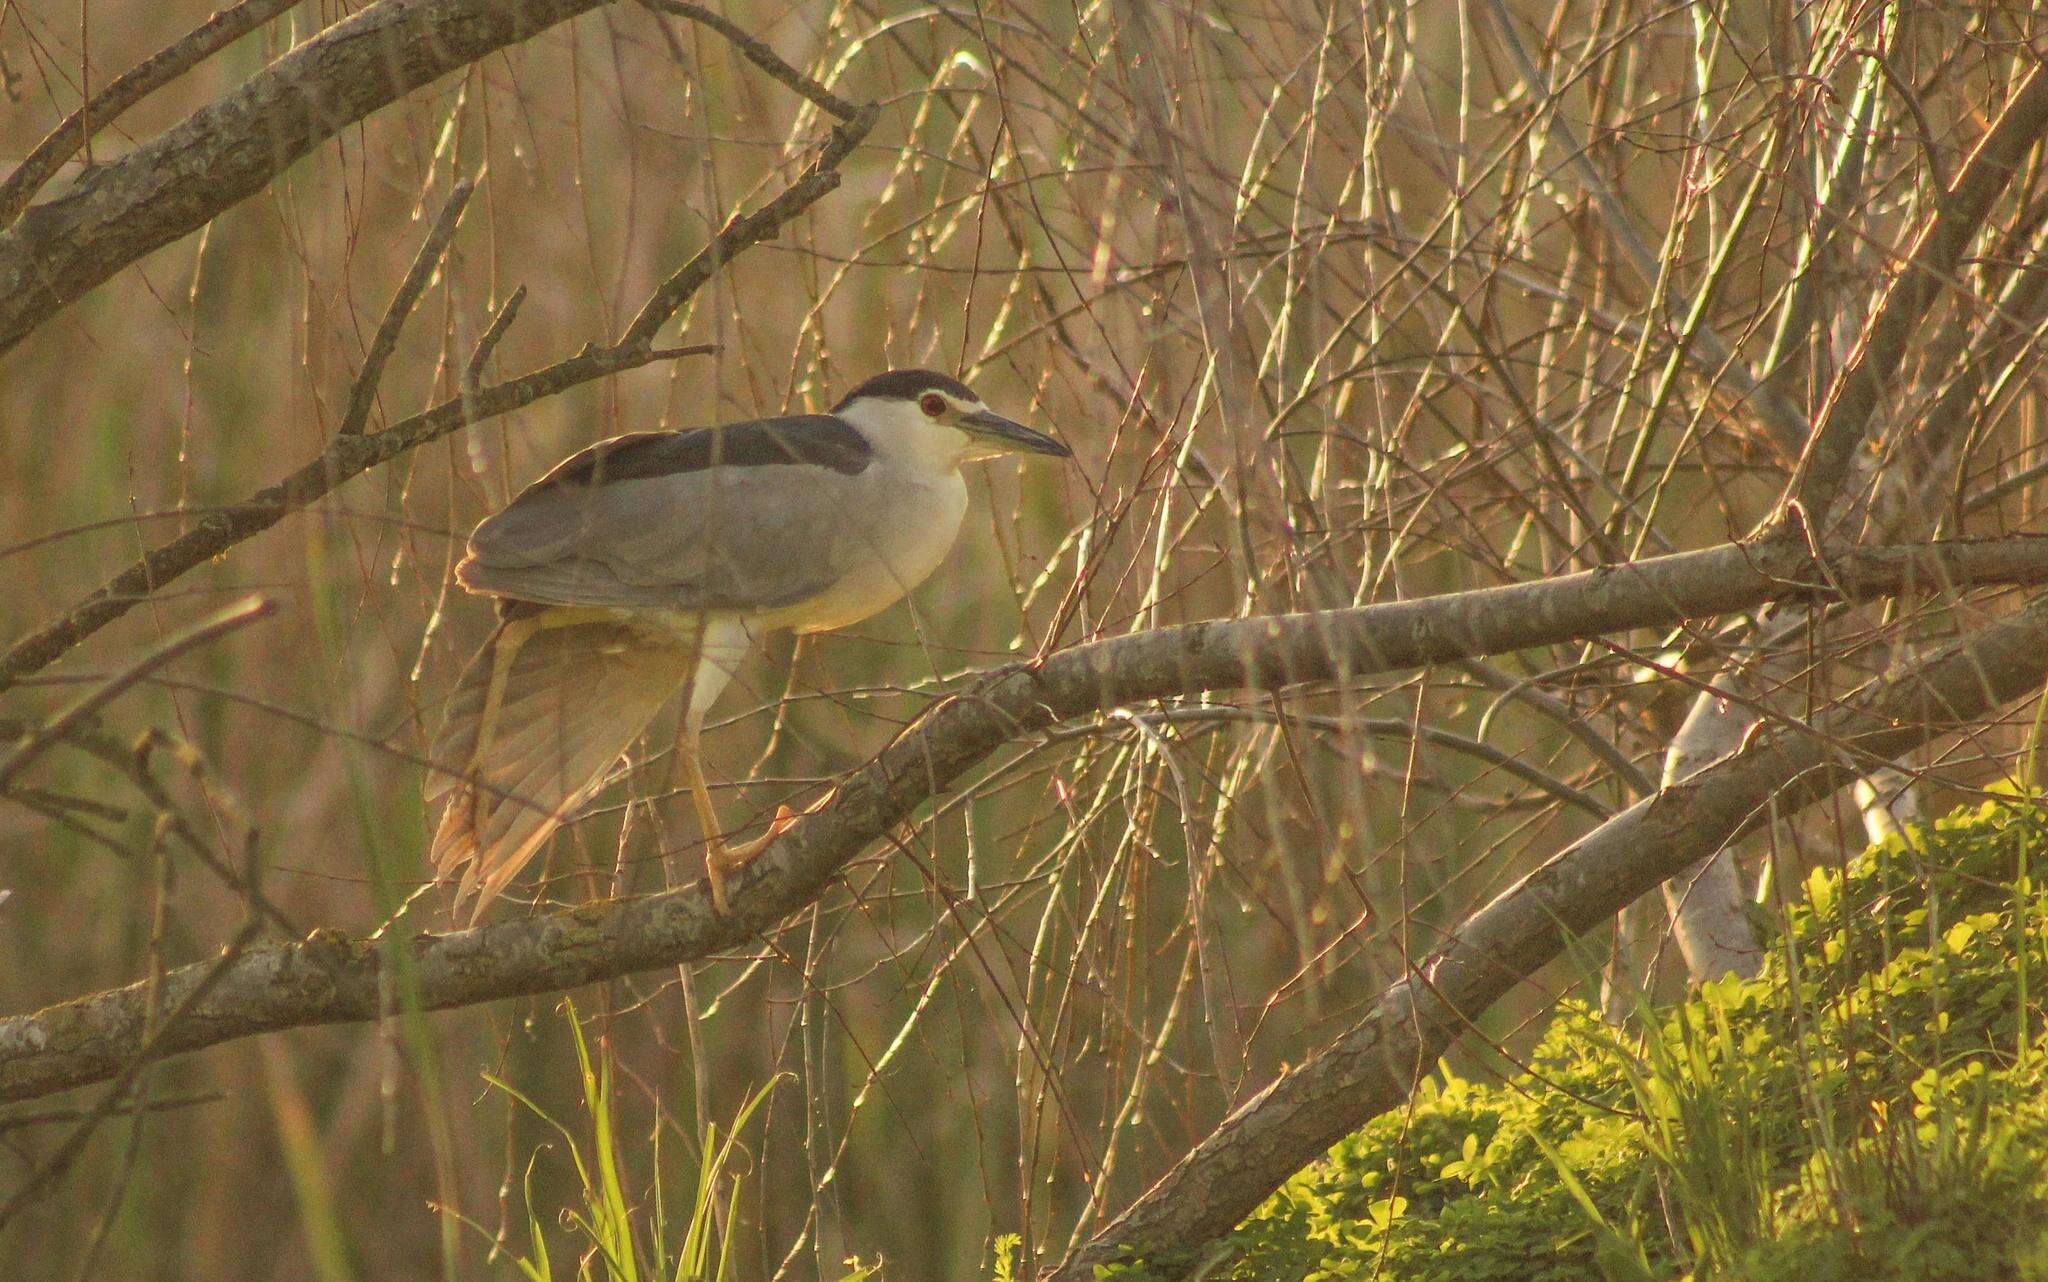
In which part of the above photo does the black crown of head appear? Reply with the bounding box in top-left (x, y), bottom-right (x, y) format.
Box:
top-left (834, 368), bottom-right (977, 411)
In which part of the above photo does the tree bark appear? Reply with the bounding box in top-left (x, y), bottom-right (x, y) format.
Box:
top-left (1049, 585), bottom-right (2048, 1279)
top-left (3, 535), bottom-right (2044, 1105)
top-left (1656, 684), bottom-right (1766, 981)
top-left (0, 0), bottom-right (612, 355)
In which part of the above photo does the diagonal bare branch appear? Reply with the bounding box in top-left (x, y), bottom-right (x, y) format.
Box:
top-left (0, 597), bottom-right (273, 795)
top-left (0, 103), bottom-right (874, 696)
top-left (2, 535), bottom-right (2046, 1106)
top-left (0, 341), bottom-right (699, 698)
top-left (0, 0), bottom-right (306, 229)
top-left (336, 177), bottom-right (477, 437)
top-left (1785, 59), bottom-right (2048, 524)
top-left (0, 0), bottom-right (617, 355)
top-left (1050, 584), bottom-right (2048, 1280)
top-left (636, 0), bottom-right (862, 122)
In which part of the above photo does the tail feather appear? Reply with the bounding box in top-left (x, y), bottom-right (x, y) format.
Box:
top-left (426, 611), bottom-right (698, 922)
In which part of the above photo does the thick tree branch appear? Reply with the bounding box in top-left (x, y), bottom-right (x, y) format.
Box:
top-left (1050, 583), bottom-right (2048, 1280)
top-left (1786, 58), bottom-right (2048, 522)
top-left (0, 0), bottom-right (617, 355)
top-left (1629, 55), bottom-right (2048, 990)
top-left (1653, 687), bottom-right (1767, 980)
top-left (0, 0), bottom-right (306, 228)
top-left (2, 536), bottom-right (2045, 1104)
top-left (0, 0), bottom-right (873, 356)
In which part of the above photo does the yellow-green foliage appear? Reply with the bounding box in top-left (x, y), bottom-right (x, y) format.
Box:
top-left (466, 1004), bottom-right (873, 1282)
top-left (1130, 797), bottom-right (2048, 1281)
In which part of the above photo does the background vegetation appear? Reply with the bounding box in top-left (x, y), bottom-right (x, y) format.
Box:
top-left (3, 1), bottom-right (2048, 1279)
top-left (1212, 795), bottom-right (2048, 1282)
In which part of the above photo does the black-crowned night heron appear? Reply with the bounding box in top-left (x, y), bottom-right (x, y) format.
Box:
top-left (426, 369), bottom-right (1070, 921)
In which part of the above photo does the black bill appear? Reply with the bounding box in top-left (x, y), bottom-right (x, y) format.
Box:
top-left (961, 408), bottom-right (1072, 458)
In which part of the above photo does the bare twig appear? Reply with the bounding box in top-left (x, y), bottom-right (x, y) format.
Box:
top-left (1048, 585), bottom-right (2048, 1279)
top-left (0, 597), bottom-right (273, 793)
top-left (0, 1091), bottom-right (223, 1132)
top-left (637, 0), bottom-right (862, 122)
top-left (1462, 657), bottom-right (1657, 796)
top-left (0, 103), bottom-right (874, 695)
top-left (337, 177), bottom-right (478, 436)
top-left (463, 285), bottom-right (528, 390)
top-left (1101, 707), bottom-right (1614, 819)
top-left (2, 535), bottom-right (2045, 1106)
top-left (0, 0), bottom-right (304, 228)
top-left (121, 729), bottom-right (300, 936)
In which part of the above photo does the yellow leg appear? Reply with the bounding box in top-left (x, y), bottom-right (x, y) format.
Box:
top-left (678, 720), bottom-right (794, 914)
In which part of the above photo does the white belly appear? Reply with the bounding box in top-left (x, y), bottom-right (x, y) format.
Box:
top-left (766, 467), bottom-right (968, 634)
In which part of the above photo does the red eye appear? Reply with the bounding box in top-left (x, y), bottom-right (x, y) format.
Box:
top-left (919, 392), bottom-right (947, 418)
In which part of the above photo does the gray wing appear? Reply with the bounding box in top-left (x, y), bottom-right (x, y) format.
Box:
top-left (457, 417), bottom-right (875, 612)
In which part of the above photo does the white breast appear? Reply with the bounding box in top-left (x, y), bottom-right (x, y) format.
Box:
top-left (761, 464), bottom-right (968, 634)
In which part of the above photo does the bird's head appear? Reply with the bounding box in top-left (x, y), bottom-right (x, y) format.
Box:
top-left (833, 368), bottom-right (1072, 463)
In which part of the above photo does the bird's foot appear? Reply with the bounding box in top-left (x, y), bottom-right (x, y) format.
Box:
top-left (703, 804), bottom-right (798, 914)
